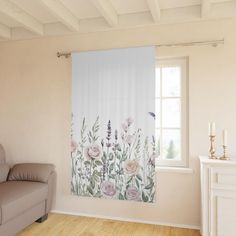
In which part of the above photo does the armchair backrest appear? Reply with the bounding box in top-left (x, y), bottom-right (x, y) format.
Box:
top-left (0, 144), bottom-right (6, 164)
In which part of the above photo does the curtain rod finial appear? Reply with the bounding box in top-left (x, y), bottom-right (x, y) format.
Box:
top-left (57, 52), bottom-right (71, 58)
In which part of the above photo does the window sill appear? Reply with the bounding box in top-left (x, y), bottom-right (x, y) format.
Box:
top-left (155, 166), bottom-right (194, 174)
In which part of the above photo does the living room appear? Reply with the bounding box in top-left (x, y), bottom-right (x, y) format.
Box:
top-left (0, 0), bottom-right (236, 235)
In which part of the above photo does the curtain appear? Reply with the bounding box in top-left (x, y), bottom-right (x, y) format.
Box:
top-left (71, 46), bottom-right (156, 202)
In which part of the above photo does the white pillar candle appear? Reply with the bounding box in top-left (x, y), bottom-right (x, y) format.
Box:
top-left (223, 130), bottom-right (228, 146)
top-left (208, 122), bottom-right (216, 136)
top-left (208, 123), bottom-right (212, 135)
top-left (211, 122), bottom-right (216, 136)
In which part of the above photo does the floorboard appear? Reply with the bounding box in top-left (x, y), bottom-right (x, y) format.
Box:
top-left (17, 213), bottom-right (200, 236)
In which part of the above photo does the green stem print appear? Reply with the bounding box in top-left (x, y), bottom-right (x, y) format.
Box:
top-left (71, 116), bottom-right (156, 203)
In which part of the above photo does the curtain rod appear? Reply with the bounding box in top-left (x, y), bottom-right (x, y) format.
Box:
top-left (57, 39), bottom-right (224, 58)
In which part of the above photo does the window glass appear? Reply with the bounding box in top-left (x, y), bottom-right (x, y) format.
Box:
top-left (162, 67), bottom-right (181, 97)
top-left (155, 58), bottom-right (187, 167)
top-left (162, 129), bottom-right (181, 160)
top-left (162, 99), bottom-right (181, 128)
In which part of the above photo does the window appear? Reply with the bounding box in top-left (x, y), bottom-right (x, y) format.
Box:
top-left (155, 57), bottom-right (188, 167)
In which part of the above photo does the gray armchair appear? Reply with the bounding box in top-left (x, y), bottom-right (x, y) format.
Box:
top-left (0, 144), bottom-right (56, 236)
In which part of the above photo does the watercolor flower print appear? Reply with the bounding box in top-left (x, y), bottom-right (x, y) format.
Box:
top-left (71, 116), bottom-right (157, 203)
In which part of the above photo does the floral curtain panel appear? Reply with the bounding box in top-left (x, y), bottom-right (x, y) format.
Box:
top-left (71, 46), bottom-right (156, 202)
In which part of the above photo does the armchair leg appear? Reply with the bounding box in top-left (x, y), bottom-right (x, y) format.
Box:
top-left (36, 214), bottom-right (48, 223)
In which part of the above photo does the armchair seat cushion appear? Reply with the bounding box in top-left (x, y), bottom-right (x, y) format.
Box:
top-left (0, 181), bottom-right (48, 225)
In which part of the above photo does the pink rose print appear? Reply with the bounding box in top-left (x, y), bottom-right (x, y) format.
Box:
top-left (126, 186), bottom-right (140, 200)
top-left (71, 140), bottom-right (78, 153)
top-left (101, 181), bottom-right (116, 197)
top-left (124, 159), bottom-right (139, 175)
top-left (84, 144), bottom-right (102, 160)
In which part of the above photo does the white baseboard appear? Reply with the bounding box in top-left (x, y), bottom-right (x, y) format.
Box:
top-left (51, 209), bottom-right (200, 230)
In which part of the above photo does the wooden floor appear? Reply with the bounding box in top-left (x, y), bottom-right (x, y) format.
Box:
top-left (17, 213), bottom-right (200, 236)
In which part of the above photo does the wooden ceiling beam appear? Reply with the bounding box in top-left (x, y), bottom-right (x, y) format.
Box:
top-left (0, 0), bottom-right (43, 35)
top-left (201, 0), bottom-right (211, 18)
top-left (147, 0), bottom-right (161, 23)
top-left (91, 0), bottom-right (118, 27)
top-left (41, 0), bottom-right (79, 31)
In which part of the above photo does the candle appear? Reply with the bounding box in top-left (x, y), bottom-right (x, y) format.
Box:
top-left (211, 122), bottom-right (216, 136)
top-left (208, 123), bottom-right (211, 135)
top-left (208, 122), bottom-right (216, 136)
top-left (223, 130), bottom-right (228, 146)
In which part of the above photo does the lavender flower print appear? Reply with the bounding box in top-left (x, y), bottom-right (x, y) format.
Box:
top-left (84, 144), bottom-right (102, 160)
top-left (101, 181), bottom-right (116, 197)
top-left (101, 139), bottom-right (104, 148)
top-left (114, 129), bottom-right (118, 141)
top-left (121, 133), bottom-right (125, 141)
top-left (102, 161), bottom-right (107, 181)
top-left (149, 153), bottom-right (158, 167)
top-left (106, 120), bottom-right (112, 147)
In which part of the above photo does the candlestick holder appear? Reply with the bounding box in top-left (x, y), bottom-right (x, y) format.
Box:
top-left (209, 135), bottom-right (216, 159)
top-left (220, 145), bottom-right (229, 160)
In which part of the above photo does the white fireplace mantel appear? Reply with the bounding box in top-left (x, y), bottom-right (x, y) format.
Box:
top-left (199, 156), bottom-right (236, 236)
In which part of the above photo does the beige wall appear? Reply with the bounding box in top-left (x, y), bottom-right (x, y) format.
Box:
top-left (1, 18), bottom-right (236, 228)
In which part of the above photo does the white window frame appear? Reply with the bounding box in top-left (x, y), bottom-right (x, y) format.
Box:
top-left (156, 57), bottom-right (188, 167)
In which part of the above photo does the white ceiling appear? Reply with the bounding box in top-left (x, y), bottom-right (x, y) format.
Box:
top-left (0, 0), bottom-right (235, 41)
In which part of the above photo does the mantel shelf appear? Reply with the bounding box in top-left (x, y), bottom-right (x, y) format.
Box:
top-left (199, 155), bottom-right (236, 166)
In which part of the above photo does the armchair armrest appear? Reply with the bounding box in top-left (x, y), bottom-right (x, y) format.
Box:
top-left (0, 164), bottom-right (10, 183)
top-left (8, 163), bottom-right (55, 183)
top-left (46, 171), bottom-right (56, 213)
